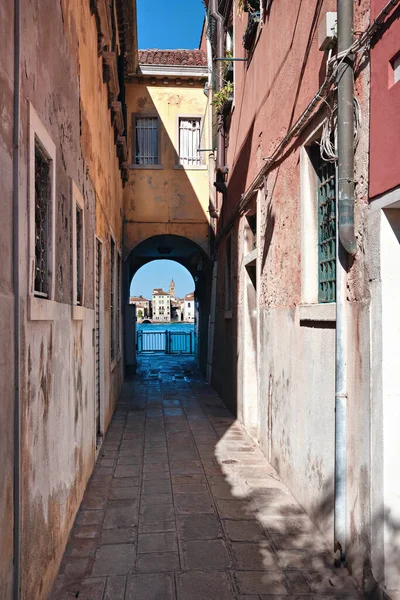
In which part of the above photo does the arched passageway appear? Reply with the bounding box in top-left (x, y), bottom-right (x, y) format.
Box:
top-left (123, 235), bottom-right (213, 376)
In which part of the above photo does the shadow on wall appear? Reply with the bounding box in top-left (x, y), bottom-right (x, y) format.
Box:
top-left (192, 385), bottom-right (399, 599)
top-left (124, 83), bottom-right (211, 248)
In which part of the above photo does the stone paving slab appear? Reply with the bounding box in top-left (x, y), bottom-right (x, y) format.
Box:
top-left (51, 356), bottom-right (362, 600)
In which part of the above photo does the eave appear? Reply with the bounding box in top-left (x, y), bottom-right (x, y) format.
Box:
top-left (137, 65), bottom-right (209, 78)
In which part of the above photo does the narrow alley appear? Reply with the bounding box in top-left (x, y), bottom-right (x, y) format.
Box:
top-left (51, 357), bottom-right (361, 600)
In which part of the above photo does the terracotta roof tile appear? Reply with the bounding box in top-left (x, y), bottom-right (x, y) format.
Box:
top-left (138, 49), bottom-right (207, 67)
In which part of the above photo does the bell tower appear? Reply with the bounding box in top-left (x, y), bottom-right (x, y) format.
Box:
top-left (169, 278), bottom-right (175, 299)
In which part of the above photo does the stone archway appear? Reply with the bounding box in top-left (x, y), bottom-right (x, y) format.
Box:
top-left (123, 234), bottom-right (213, 375)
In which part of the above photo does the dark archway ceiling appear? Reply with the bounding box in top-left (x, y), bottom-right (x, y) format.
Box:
top-left (130, 235), bottom-right (203, 261)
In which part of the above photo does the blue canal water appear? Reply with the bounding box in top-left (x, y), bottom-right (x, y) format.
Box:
top-left (137, 322), bottom-right (195, 333)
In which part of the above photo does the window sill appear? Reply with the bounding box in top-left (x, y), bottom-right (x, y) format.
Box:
top-left (72, 304), bottom-right (85, 321)
top-left (299, 303), bottom-right (336, 322)
top-left (173, 164), bottom-right (207, 171)
top-left (28, 296), bottom-right (57, 321)
top-left (244, 247), bottom-right (258, 266)
top-left (111, 353), bottom-right (122, 373)
top-left (224, 310), bottom-right (233, 320)
top-left (128, 164), bottom-right (164, 170)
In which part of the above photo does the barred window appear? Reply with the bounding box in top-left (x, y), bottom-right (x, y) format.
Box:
top-left (76, 205), bottom-right (83, 305)
top-left (34, 144), bottom-right (51, 298)
top-left (135, 117), bottom-right (159, 165)
top-left (317, 158), bottom-right (336, 303)
top-left (179, 118), bottom-right (201, 166)
top-left (116, 253), bottom-right (121, 355)
top-left (110, 237), bottom-right (115, 360)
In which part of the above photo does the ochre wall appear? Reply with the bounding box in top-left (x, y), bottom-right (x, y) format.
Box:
top-left (13, 1), bottom-right (125, 598)
top-left (124, 82), bottom-right (210, 258)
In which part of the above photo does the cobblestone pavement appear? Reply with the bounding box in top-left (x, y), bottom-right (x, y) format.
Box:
top-left (51, 356), bottom-right (362, 599)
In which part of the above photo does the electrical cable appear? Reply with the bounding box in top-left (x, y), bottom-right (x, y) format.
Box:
top-left (213, 0), bottom-right (399, 245)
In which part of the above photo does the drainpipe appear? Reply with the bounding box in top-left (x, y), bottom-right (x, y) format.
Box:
top-left (334, 0), bottom-right (356, 565)
top-left (206, 22), bottom-right (218, 219)
top-left (337, 0), bottom-right (357, 256)
top-left (210, 0), bottom-right (225, 175)
top-left (334, 164), bottom-right (347, 565)
top-left (13, 0), bottom-right (21, 596)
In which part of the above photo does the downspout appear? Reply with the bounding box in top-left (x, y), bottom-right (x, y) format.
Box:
top-left (13, 0), bottom-right (21, 596)
top-left (334, 0), bottom-right (357, 565)
top-left (337, 0), bottom-right (357, 256)
top-left (210, 0), bottom-right (225, 180)
top-left (206, 21), bottom-right (218, 219)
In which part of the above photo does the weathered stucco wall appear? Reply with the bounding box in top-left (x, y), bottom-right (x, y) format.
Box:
top-left (212, 0), bottom-right (374, 591)
top-left (12, 1), bottom-right (126, 597)
top-left (0, 1), bottom-right (15, 597)
top-left (124, 82), bottom-right (210, 258)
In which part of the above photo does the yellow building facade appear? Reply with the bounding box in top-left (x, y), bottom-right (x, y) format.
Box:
top-left (123, 50), bottom-right (211, 261)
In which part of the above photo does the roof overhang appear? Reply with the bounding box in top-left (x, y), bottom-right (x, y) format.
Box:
top-left (137, 65), bottom-right (208, 78)
top-left (116, 0), bottom-right (139, 76)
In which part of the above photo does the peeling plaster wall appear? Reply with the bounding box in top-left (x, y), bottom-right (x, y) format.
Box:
top-left (123, 82), bottom-right (210, 258)
top-left (13, 1), bottom-right (125, 598)
top-left (0, 1), bottom-right (15, 597)
top-left (212, 0), bottom-right (374, 591)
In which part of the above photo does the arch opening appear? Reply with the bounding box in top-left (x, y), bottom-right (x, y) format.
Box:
top-left (124, 235), bottom-right (213, 376)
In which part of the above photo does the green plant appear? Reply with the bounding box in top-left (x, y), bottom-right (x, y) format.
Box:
top-left (237, 0), bottom-right (259, 11)
top-left (212, 82), bottom-right (234, 112)
top-left (223, 50), bottom-right (233, 78)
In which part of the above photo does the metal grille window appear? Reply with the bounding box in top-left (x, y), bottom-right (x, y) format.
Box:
top-left (76, 205), bottom-right (83, 305)
top-left (34, 144), bottom-right (51, 297)
top-left (110, 237), bottom-right (115, 360)
top-left (116, 253), bottom-right (121, 355)
top-left (135, 117), bottom-right (159, 165)
top-left (179, 118), bottom-right (201, 166)
top-left (318, 159), bottom-right (336, 303)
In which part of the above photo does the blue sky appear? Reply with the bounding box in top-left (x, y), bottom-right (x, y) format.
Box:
top-left (130, 260), bottom-right (195, 300)
top-left (137, 0), bottom-right (205, 49)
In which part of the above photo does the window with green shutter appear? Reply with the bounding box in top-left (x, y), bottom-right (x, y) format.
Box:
top-left (317, 158), bottom-right (336, 303)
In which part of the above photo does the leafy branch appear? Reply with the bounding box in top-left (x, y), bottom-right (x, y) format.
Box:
top-left (212, 82), bottom-right (234, 112)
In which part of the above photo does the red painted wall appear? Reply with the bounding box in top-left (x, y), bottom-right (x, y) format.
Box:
top-left (222, 0), bottom-right (336, 225)
top-left (370, 1), bottom-right (400, 198)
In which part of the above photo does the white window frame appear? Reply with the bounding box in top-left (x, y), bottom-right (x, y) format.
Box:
top-left (28, 103), bottom-right (57, 321)
top-left (299, 120), bottom-right (336, 322)
top-left (175, 114), bottom-right (207, 170)
top-left (71, 180), bottom-right (85, 320)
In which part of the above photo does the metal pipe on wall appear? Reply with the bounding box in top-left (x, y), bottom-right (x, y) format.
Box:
top-left (334, 164), bottom-right (347, 565)
top-left (210, 0), bottom-right (225, 173)
top-left (13, 0), bottom-right (21, 596)
top-left (337, 0), bottom-right (357, 256)
top-left (335, 0), bottom-right (357, 565)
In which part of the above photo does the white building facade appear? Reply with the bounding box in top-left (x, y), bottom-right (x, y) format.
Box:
top-left (184, 292), bottom-right (195, 322)
top-left (152, 288), bottom-right (171, 322)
